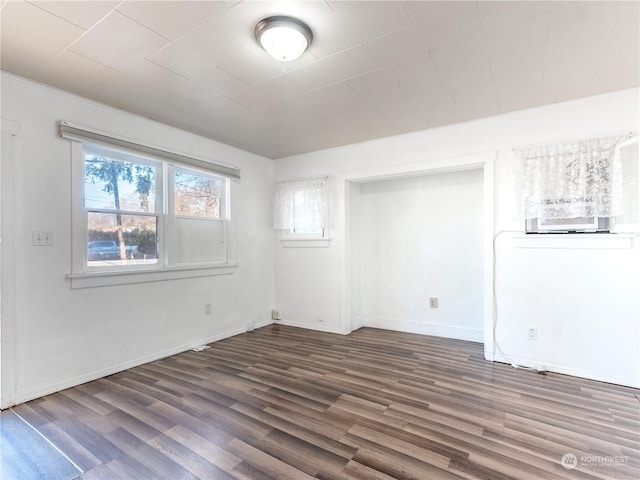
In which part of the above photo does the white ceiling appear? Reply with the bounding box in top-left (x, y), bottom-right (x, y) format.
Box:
top-left (1, 1), bottom-right (638, 159)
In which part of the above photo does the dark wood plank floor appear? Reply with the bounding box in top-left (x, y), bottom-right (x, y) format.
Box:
top-left (8, 325), bottom-right (640, 479)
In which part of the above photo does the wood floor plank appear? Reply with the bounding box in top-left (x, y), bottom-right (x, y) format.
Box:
top-left (163, 424), bottom-right (242, 472)
top-left (146, 433), bottom-right (237, 480)
top-left (36, 421), bottom-right (103, 472)
top-left (230, 402), bottom-right (357, 460)
top-left (3, 325), bottom-right (638, 479)
top-left (226, 438), bottom-right (316, 480)
top-left (103, 427), bottom-right (198, 480)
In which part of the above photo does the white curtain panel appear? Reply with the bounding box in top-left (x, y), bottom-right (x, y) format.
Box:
top-left (274, 177), bottom-right (326, 233)
top-left (516, 135), bottom-right (626, 220)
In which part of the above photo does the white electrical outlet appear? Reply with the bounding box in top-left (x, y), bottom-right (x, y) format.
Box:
top-left (204, 304), bottom-right (212, 315)
top-left (528, 328), bottom-right (538, 341)
top-left (429, 297), bottom-right (438, 308)
top-left (271, 309), bottom-right (281, 321)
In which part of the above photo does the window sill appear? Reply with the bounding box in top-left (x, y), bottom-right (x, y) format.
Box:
top-left (514, 233), bottom-right (636, 249)
top-left (280, 238), bottom-right (331, 248)
top-left (66, 263), bottom-right (238, 289)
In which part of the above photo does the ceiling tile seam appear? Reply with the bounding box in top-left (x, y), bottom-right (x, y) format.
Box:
top-left (218, 94), bottom-right (253, 115)
top-left (59, 13), bottom-right (120, 55)
top-left (274, 101), bottom-right (302, 118)
top-left (114, 9), bottom-right (178, 44)
top-left (609, 20), bottom-right (623, 39)
top-left (266, 45), bottom-right (379, 90)
top-left (488, 60), bottom-right (497, 83)
top-left (427, 51), bottom-right (443, 76)
top-left (399, 1), bottom-right (415, 26)
top-left (478, 5), bottom-right (561, 35)
top-left (24, 0), bottom-right (105, 32)
top-left (281, 95), bottom-right (348, 120)
top-left (82, 9), bottom-right (168, 62)
top-left (323, 1), bottom-right (336, 15)
top-left (203, 20), bottom-right (252, 56)
top-left (142, 58), bottom-right (193, 82)
top-left (544, 11), bottom-right (551, 45)
top-left (277, 48), bottom-right (383, 100)
top-left (474, 0), bottom-right (485, 35)
top-left (217, 57), bottom-right (298, 87)
top-left (446, 89), bottom-right (460, 109)
top-left (54, 48), bottom-right (126, 78)
top-left (164, 69), bottom-right (250, 105)
top-left (14, 6), bottom-right (92, 63)
top-left (61, 11), bottom-right (167, 70)
top-left (216, 62), bottom-right (291, 89)
top-left (360, 41), bottom-right (382, 70)
top-left (117, 4), bottom-right (245, 48)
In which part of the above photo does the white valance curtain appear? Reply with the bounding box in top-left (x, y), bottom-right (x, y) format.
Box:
top-left (274, 177), bottom-right (326, 233)
top-left (516, 135), bottom-right (626, 220)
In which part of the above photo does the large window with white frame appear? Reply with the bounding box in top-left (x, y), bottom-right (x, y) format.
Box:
top-left (73, 142), bottom-right (233, 274)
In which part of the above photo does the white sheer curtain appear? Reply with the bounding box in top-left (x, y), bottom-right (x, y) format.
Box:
top-left (516, 135), bottom-right (626, 220)
top-left (274, 177), bottom-right (326, 234)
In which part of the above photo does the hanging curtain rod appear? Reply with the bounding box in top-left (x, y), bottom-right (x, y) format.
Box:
top-left (513, 131), bottom-right (636, 152)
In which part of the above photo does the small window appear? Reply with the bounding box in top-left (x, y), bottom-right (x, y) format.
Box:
top-left (274, 177), bottom-right (327, 238)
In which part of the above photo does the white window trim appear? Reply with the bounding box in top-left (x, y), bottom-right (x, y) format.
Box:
top-left (67, 134), bottom-right (239, 288)
top-left (611, 135), bottom-right (640, 233)
top-left (66, 263), bottom-right (238, 289)
top-left (280, 238), bottom-right (332, 248)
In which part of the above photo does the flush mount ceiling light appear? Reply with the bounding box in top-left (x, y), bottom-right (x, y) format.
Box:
top-left (254, 15), bottom-right (313, 62)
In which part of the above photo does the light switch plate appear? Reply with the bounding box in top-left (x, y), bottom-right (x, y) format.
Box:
top-left (32, 231), bottom-right (53, 246)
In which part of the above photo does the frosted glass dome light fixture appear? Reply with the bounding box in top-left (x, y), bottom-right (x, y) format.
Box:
top-left (254, 16), bottom-right (313, 62)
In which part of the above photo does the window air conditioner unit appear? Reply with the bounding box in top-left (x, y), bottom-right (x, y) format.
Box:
top-left (526, 216), bottom-right (610, 233)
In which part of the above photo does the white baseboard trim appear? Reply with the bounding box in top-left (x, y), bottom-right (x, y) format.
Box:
top-left (492, 352), bottom-right (639, 389)
top-left (362, 315), bottom-right (483, 343)
top-left (275, 319), bottom-right (345, 335)
top-left (7, 319), bottom-right (273, 408)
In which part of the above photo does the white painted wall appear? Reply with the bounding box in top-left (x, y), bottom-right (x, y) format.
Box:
top-left (274, 87), bottom-right (640, 388)
top-left (354, 170), bottom-right (484, 342)
top-left (0, 73), bottom-right (274, 407)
